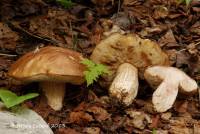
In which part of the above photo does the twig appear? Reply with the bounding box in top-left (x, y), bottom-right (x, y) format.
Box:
top-left (6, 21), bottom-right (62, 45)
top-left (117, 0), bottom-right (121, 16)
top-left (198, 87), bottom-right (200, 104)
top-left (0, 53), bottom-right (17, 57)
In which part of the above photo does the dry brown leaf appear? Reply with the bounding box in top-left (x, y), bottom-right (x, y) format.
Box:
top-left (73, 102), bottom-right (90, 111)
top-left (0, 0), bottom-right (47, 20)
top-left (161, 112), bottom-right (172, 122)
top-left (176, 51), bottom-right (190, 67)
top-left (0, 23), bottom-right (19, 50)
top-left (169, 117), bottom-right (194, 134)
top-left (29, 9), bottom-right (75, 47)
top-left (125, 110), bottom-right (151, 130)
top-left (150, 115), bottom-right (160, 129)
top-left (91, 0), bottom-right (116, 15)
top-left (56, 128), bottom-right (81, 134)
top-left (69, 111), bottom-right (94, 125)
top-left (194, 124), bottom-right (200, 134)
top-left (153, 6), bottom-right (169, 19)
top-left (91, 0), bottom-right (113, 6)
top-left (87, 106), bottom-right (110, 122)
top-left (83, 127), bottom-right (101, 134)
top-left (158, 29), bottom-right (178, 47)
top-left (165, 49), bottom-right (178, 65)
top-left (174, 100), bottom-right (188, 113)
top-left (0, 57), bottom-right (12, 70)
top-left (190, 22), bottom-right (200, 35)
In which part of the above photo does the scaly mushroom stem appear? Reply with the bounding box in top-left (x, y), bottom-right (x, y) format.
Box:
top-left (109, 63), bottom-right (139, 106)
top-left (40, 82), bottom-right (66, 111)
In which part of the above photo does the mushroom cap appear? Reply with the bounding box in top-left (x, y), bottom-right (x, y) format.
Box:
top-left (90, 33), bottom-right (169, 86)
top-left (8, 46), bottom-right (85, 84)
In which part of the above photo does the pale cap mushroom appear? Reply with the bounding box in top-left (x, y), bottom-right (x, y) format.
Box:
top-left (90, 33), bottom-right (169, 86)
top-left (90, 33), bottom-right (169, 105)
top-left (8, 46), bottom-right (85, 111)
top-left (144, 66), bottom-right (198, 112)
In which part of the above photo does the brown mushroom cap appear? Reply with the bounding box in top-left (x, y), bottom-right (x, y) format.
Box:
top-left (90, 33), bottom-right (169, 86)
top-left (8, 46), bottom-right (85, 84)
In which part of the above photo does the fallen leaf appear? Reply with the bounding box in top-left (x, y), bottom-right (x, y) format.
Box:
top-left (0, 23), bottom-right (19, 51)
top-left (194, 124), bottom-right (200, 134)
top-left (153, 6), bottom-right (169, 19)
top-left (169, 117), bottom-right (194, 134)
top-left (174, 100), bottom-right (188, 113)
top-left (73, 102), bottom-right (90, 111)
top-left (150, 114), bottom-right (160, 129)
top-left (125, 110), bottom-right (151, 130)
top-left (190, 22), bottom-right (200, 35)
top-left (83, 127), bottom-right (101, 134)
top-left (87, 106), bottom-right (110, 122)
top-left (158, 29), bottom-right (178, 47)
top-left (56, 128), bottom-right (81, 134)
top-left (161, 112), bottom-right (172, 122)
top-left (69, 111), bottom-right (94, 125)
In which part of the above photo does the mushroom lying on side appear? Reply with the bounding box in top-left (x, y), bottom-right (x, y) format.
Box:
top-left (144, 66), bottom-right (198, 112)
top-left (90, 33), bottom-right (169, 105)
top-left (8, 46), bottom-right (85, 111)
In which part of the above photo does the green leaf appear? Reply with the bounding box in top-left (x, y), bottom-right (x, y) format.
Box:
top-left (185, 0), bottom-right (192, 6)
top-left (177, 0), bottom-right (192, 6)
top-left (56, 0), bottom-right (73, 8)
top-left (81, 59), bottom-right (109, 86)
top-left (0, 88), bottom-right (39, 108)
top-left (81, 59), bottom-right (96, 69)
top-left (152, 128), bottom-right (157, 134)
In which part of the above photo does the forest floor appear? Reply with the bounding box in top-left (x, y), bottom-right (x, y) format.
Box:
top-left (0, 0), bottom-right (200, 134)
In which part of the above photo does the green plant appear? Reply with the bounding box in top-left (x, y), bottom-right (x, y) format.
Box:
top-left (81, 59), bottom-right (109, 86)
top-left (56, 0), bottom-right (73, 8)
top-left (152, 128), bottom-right (157, 134)
top-left (178, 0), bottom-right (192, 6)
top-left (0, 88), bottom-right (39, 108)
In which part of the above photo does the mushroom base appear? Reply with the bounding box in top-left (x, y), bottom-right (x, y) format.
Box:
top-left (40, 82), bottom-right (65, 111)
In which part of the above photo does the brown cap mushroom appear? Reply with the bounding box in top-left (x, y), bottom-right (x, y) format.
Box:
top-left (8, 46), bottom-right (85, 110)
top-left (144, 66), bottom-right (198, 112)
top-left (90, 33), bottom-right (169, 105)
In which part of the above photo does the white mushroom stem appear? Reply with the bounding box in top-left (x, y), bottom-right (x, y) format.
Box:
top-left (40, 82), bottom-right (66, 111)
top-left (109, 63), bottom-right (139, 106)
top-left (144, 66), bottom-right (198, 112)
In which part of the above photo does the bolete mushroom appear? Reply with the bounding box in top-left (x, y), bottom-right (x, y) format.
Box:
top-left (8, 46), bottom-right (85, 111)
top-left (109, 63), bottom-right (139, 105)
top-left (144, 66), bottom-right (198, 112)
top-left (90, 33), bottom-right (169, 105)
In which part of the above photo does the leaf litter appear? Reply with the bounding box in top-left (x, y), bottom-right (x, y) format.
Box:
top-left (0, 0), bottom-right (200, 133)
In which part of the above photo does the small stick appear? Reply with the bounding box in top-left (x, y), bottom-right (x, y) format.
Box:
top-left (198, 87), bottom-right (200, 104)
top-left (0, 53), bottom-right (17, 57)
